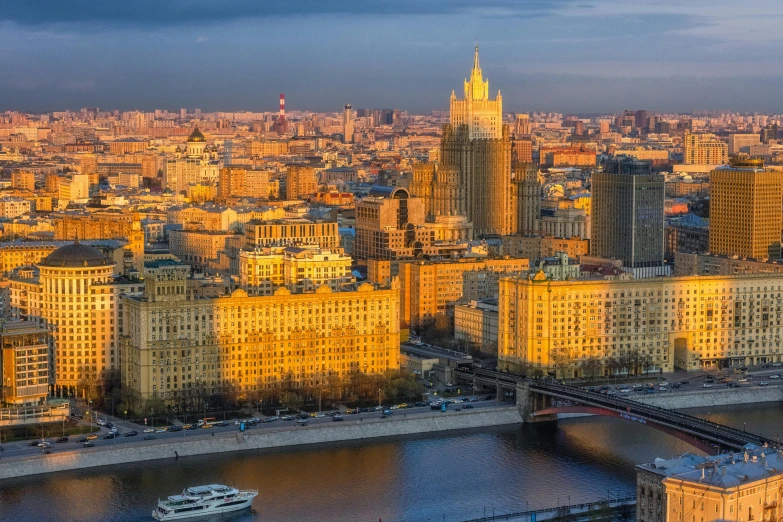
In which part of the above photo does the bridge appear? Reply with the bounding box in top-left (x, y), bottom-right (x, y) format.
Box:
top-left (456, 368), bottom-right (777, 454)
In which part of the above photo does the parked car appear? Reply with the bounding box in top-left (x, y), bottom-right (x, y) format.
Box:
top-left (168, 426), bottom-right (182, 432)
top-left (55, 436), bottom-right (69, 443)
top-left (155, 428), bottom-right (167, 433)
top-left (143, 428), bottom-right (155, 433)
top-left (124, 430), bottom-right (138, 437)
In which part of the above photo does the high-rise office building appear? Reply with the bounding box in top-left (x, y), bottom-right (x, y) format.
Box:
top-left (709, 159), bottom-right (782, 260)
top-left (441, 45), bottom-right (515, 237)
top-left (591, 156), bottom-right (667, 278)
top-left (343, 104), bottom-right (354, 144)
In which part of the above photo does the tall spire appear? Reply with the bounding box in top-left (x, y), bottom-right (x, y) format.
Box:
top-left (473, 42), bottom-right (480, 73)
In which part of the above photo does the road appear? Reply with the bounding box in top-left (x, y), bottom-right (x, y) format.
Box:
top-left (1, 398), bottom-right (510, 459)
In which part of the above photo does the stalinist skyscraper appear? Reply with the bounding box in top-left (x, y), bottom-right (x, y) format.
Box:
top-left (440, 45), bottom-right (515, 237)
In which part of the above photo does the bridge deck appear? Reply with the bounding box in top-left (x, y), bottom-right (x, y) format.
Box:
top-left (458, 368), bottom-right (776, 451)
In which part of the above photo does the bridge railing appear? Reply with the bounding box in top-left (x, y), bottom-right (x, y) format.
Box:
top-left (469, 368), bottom-right (776, 448)
top-left (455, 495), bottom-right (637, 522)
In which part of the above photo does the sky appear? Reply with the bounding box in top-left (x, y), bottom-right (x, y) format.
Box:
top-left (1, 0), bottom-right (782, 114)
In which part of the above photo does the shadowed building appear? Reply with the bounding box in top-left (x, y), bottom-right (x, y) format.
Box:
top-left (591, 155), bottom-right (668, 278)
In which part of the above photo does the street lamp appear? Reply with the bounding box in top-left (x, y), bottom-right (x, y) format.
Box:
top-left (89, 399), bottom-right (93, 435)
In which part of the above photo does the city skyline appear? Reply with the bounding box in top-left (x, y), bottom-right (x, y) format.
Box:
top-left (3, 0), bottom-right (783, 113)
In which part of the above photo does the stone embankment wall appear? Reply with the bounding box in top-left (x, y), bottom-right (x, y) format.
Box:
top-left (0, 407), bottom-right (523, 481)
top-left (634, 386), bottom-right (783, 410)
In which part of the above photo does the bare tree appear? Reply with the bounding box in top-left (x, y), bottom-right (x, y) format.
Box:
top-left (550, 346), bottom-right (576, 380)
top-left (580, 356), bottom-right (604, 382)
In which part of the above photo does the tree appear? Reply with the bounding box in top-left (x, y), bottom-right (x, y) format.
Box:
top-left (77, 365), bottom-right (100, 402)
top-left (581, 356), bottom-right (603, 382)
top-left (549, 346), bottom-right (576, 380)
top-left (281, 392), bottom-right (303, 413)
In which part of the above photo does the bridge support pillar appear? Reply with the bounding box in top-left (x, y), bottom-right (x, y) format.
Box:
top-left (516, 382), bottom-right (557, 423)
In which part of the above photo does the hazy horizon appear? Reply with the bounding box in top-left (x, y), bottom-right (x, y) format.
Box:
top-left (3, 0), bottom-right (783, 114)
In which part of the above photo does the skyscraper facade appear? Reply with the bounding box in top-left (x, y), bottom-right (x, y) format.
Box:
top-left (709, 160), bottom-right (782, 260)
top-left (591, 156), bottom-right (667, 277)
top-left (343, 104), bottom-right (354, 144)
top-left (441, 46), bottom-right (515, 237)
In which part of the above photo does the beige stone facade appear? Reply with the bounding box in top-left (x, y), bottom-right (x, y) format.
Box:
top-left (499, 272), bottom-right (783, 376)
top-left (121, 267), bottom-right (401, 403)
top-left (399, 257), bottom-right (529, 329)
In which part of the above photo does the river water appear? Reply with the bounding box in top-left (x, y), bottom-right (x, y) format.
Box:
top-left (0, 403), bottom-right (780, 522)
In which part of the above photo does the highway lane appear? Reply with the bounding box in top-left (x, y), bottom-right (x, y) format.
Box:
top-left (1, 398), bottom-right (509, 459)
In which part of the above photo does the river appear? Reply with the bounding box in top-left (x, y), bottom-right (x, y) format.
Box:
top-left (0, 403), bottom-right (780, 522)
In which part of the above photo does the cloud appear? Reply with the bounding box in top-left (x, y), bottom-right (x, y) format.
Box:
top-left (196, 36), bottom-right (208, 43)
top-left (0, 0), bottom-right (574, 27)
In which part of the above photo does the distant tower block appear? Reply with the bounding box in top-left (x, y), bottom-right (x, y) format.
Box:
top-left (343, 104), bottom-right (354, 144)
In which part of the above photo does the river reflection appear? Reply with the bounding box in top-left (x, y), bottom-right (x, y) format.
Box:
top-left (1, 403), bottom-right (780, 522)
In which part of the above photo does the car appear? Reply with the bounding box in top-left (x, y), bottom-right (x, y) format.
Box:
top-left (143, 434), bottom-right (156, 440)
top-left (28, 440), bottom-right (41, 446)
top-left (96, 419), bottom-right (107, 426)
top-left (455, 407), bottom-right (462, 411)
top-left (759, 381), bottom-right (770, 386)
top-left (105, 423), bottom-right (114, 429)
top-left (332, 414), bottom-right (344, 421)
top-left (702, 383), bottom-right (712, 388)
top-left (770, 374), bottom-right (781, 379)
top-left (383, 409), bottom-right (392, 415)
top-left (155, 428), bottom-right (167, 433)
top-left (774, 362), bottom-right (782, 367)
top-left (36, 441), bottom-right (50, 447)
top-left (124, 430), bottom-right (138, 437)
top-left (103, 433), bottom-right (118, 439)
top-left (77, 437), bottom-right (88, 443)
top-left (202, 424), bottom-right (214, 429)
top-left (168, 426), bottom-right (182, 432)
top-left (281, 415), bottom-right (293, 421)
top-left (109, 427), bottom-right (118, 433)
top-left (380, 414), bottom-right (390, 419)
top-left (55, 436), bottom-right (69, 443)
top-left (143, 428), bottom-right (155, 433)
top-left (672, 383), bottom-right (681, 388)
top-left (463, 404), bottom-right (474, 409)
top-left (263, 416), bottom-right (279, 423)
top-left (297, 413), bottom-right (309, 420)
top-left (296, 419), bottom-right (309, 426)
top-left (414, 402), bottom-right (427, 407)
top-left (86, 434), bottom-right (98, 441)
top-left (215, 422), bottom-right (229, 428)
top-left (738, 377), bottom-right (749, 382)
top-left (83, 441), bottom-right (94, 447)
top-left (187, 424), bottom-right (199, 430)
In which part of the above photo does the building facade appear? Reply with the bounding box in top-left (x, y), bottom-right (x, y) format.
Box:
top-left (498, 272), bottom-right (783, 377)
top-left (591, 156), bottom-right (667, 278)
top-left (709, 162), bottom-right (782, 260)
top-left (121, 270), bottom-right (401, 404)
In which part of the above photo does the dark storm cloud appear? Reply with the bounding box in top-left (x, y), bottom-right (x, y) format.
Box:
top-left (1, 0), bottom-right (575, 27)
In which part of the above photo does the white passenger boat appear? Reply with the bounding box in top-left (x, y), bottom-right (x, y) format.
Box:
top-left (151, 484), bottom-right (258, 520)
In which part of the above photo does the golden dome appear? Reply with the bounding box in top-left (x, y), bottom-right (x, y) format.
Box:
top-left (187, 127), bottom-right (206, 143)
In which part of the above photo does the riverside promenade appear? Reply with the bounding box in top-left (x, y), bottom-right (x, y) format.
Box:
top-left (0, 406), bottom-right (523, 480)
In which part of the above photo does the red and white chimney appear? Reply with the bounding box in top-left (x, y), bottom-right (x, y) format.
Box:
top-left (279, 94), bottom-right (285, 122)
